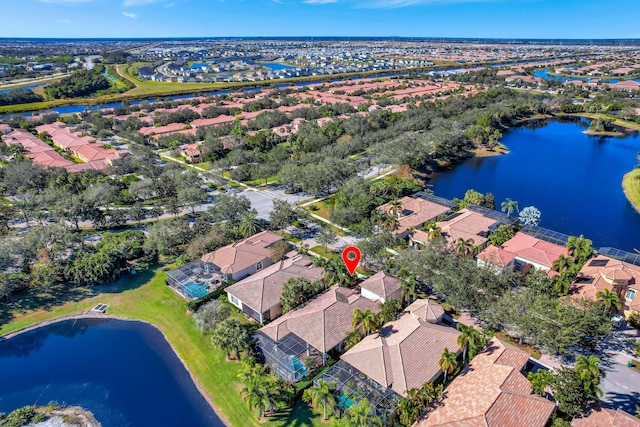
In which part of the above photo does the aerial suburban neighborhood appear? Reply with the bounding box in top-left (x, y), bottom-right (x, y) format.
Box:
top-left (1, 2), bottom-right (640, 426)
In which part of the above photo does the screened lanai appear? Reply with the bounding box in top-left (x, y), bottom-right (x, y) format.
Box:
top-left (166, 259), bottom-right (224, 300)
top-left (255, 332), bottom-right (323, 383)
top-left (315, 360), bottom-right (400, 418)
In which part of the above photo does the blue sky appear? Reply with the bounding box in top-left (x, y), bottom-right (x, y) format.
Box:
top-left (1, 0), bottom-right (639, 39)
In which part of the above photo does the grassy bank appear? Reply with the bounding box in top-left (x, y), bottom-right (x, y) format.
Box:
top-left (0, 266), bottom-right (325, 427)
top-left (623, 168), bottom-right (640, 214)
top-left (555, 112), bottom-right (640, 132)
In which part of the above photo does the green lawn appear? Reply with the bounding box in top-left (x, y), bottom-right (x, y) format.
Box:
top-left (622, 168), bottom-right (640, 213)
top-left (304, 197), bottom-right (335, 222)
top-left (0, 266), bottom-right (327, 427)
top-left (310, 245), bottom-right (337, 258)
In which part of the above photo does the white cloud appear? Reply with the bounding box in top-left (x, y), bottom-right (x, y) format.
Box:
top-left (122, 11), bottom-right (138, 18)
top-left (57, 18), bottom-right (72, 23)
top-left (304, 0), bottom-right (338, 4)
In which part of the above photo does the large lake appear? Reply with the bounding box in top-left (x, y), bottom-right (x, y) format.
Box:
top-left (428, 119), bottom-right (640, 251)
top-left (0, 318), bottom-right (224, 427)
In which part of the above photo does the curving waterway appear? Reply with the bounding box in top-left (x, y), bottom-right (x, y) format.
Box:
top-left (428, 118), bottom-right (640, 251)
top-left (0, 318), bottom-right (224, 427)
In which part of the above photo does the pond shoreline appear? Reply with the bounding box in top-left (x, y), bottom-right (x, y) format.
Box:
top-left (1, 313), bottom-right (231, 427)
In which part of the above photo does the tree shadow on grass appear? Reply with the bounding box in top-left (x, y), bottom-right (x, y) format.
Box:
top-left (0, 266), bottom-right (159, 331)
top-left (267, 400), bottom-right (320, 427)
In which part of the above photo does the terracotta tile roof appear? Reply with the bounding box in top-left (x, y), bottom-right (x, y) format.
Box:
top-left (259, 285), bottom-right (380, 354)
top-left (572, 407), bottom-right (640, 427)
top-left (378, 193), bottom-right (452, 235)
top-left (341, 301), bottom-right (459, 396)
top-left (570, 254), bottom-right (640, 311)
top-left (190, 114), bottom-right (236, 128)
top-left (200, 231), bottom-right (283, 275)
top-left (477, 245), bottom-right (516, 267)
top-left (436, 208), bottom-right (498, 247)
top-left (478, 232), bottom-right (567, 273)
top-left (139, 122), bottom-right (186, 136)
top-left (405, 299), bottom-right (445, 323)
top-left (225, 253), bottom-right (324, 315)
top-left (359, 271), bottom-right (402, 301)
top-left (415, 338), bottom-right (555, 427)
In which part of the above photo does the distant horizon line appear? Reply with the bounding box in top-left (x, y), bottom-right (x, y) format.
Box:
top-left (1, 36), bottom-right (640, 43)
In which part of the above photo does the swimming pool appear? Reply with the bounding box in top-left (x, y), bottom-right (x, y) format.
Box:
top-left (180, 281), bottom-right (209, 300)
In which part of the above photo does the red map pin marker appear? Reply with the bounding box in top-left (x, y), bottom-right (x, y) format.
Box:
top-left (342, 246), bottom-right (361, 276)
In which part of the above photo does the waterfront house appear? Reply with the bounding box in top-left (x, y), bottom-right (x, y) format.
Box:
top-left (477, 231), bottom-right (567, 276)
top-left (225, 253), bottom-right (324, 324)
top-left (377, 192), bottom-right (454, 238)
top-left (570, 252), bottom-right (640, 319)
top-left (256, 285), bottom-right (380, 382)
top-left (414, 338), bottom-right (555, 427)
top-left (200, 230), bottom-right (283, 282)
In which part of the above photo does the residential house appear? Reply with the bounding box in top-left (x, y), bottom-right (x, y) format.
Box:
top-left (410, 206), bottom-right (508, 249)
top-left (225, 253), bottom-right (324, 324)
top-left (359, 271), bottom-right (402, 303)
top-left (378, 192), bottom-right (454, 238)
top-left (570, 253), bottom-right (640, 318)
top-left (415, 338), bottom-right (555, 427)
top-left (572, 407), bottom-right (640, 427)
top-left (477, 231), bottom-right (567, 276)
top-left (200, 230), bottom-right (283, 281)
top-left (256, 285), bottom-right (380, 382)
top-left (340, 299), bottom-right (458, 396)
top-left (181, 142), bottom-right (202, 164)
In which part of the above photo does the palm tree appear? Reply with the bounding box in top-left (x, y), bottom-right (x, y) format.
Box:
top-left (352, 308), bottom-right (380, 336)
top-left (596, 288), bottom-right (622, 315)
top-left (456, 324), bottom-right (477, 363)
top-left (566, 235), bottom-right (594, 263)
top-left (381, 212), bottom-right (399, 232)
top-left (316, 227), bottom-right (338, 252)
top-left (397, 389), bottom-right (422, 426)
top-left (501, 198), bottom-right (519, 216)
top-left (343, 398), bottom-right (382, 427)
top-left (454, 237), bottom-right (475, 258)
top-left (552, 254), bottom-right (575, 275)
top-left (438, 348), bottom-right (458, 384)
top-left (240, 372), bottom-right (277, 419)
top-left (527, 370), bottom-right (553, 397)
top-left (401, 278), bottom-right (419, 305)
top-left (389, 198), bottom-right (402, 218)
top-left (211, 319), bottom-right (249, 360)
top-left (552, 273), bottom-right (572, 296)
top-left (424, 222), bottom-right (442, 240)
top-left (303, 380), bottom-right (337, 421)
top-left (575, 355), bottom-right (605, 397)
top-left (239, 211), bottom-right (261, 238)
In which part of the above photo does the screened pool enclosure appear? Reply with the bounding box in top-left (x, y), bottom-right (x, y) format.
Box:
top-left (315, 360), bottom-right (400, 418)
top-left (166, 260), bottom-right (225, 300)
